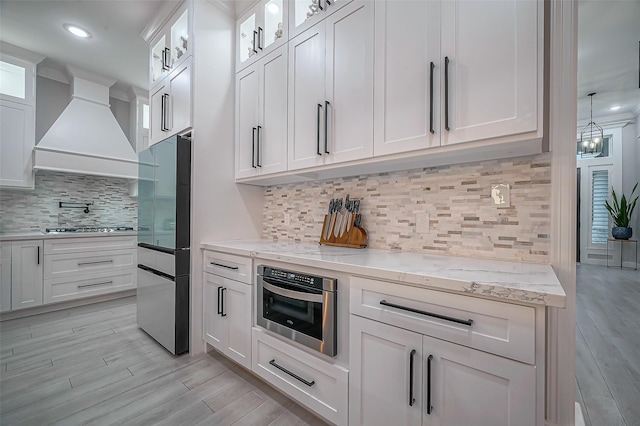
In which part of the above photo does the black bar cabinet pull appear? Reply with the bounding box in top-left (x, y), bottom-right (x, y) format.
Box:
top-left (258, 27), bottom-right (263, 50)
top-left (409, 349), bottom-right (416, 407)
top-left (163, 47), bottom-right (171, 70)
top-left (318, 0), bottom-right (323, 11)
top-left (269, 359), bottom-right (316, 387)
top-left (217, 286), bottom-right (223, 315)
top-left (324, 101), bottom-right (330, 154)
top-left (427, 354), bottom-right (433, 415)
top-left (37, 246), bottom-right (40, 265)
top-left (252, 31), bottom-right (258, 54)
top-left (221, 287), bottom-right (227, 317)
top-left (257, 125), bottom-right (262, 167)
top-left (160, 94), bottom-right (166, 131)
top-left (379, 300), bottom-right (473, 326)
top-left (211, 262), bottom-right (239, 271)
top-left (444, 56), bottom-right (450, 131)
top-left (252, 127), bottom-right (257, 168)
top-left (429, 61), bottom-right (435, 134)
top-left (317, 103), bottom-right (323, 155)
top-left (326, 0), bottom-right (331, 5)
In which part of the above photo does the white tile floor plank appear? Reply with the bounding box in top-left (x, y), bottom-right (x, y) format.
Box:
top-left (0, 296), bottom-right (328, 426)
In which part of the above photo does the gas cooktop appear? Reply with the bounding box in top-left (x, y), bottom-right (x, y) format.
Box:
top-left (44, 227), bottom-right (135, 233)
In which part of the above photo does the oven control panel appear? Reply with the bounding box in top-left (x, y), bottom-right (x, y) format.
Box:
top-left (259, 266), bottom-right (336, 292)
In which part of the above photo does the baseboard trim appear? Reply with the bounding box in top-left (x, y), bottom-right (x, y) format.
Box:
top-left (0, 290), bottom-right (136, 321)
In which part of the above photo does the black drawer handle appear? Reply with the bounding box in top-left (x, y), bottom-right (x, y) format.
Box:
top-left (379, 300), bottom-right (473, 326)
top-left (409, 349), bottom-right (416, 407)
top-left (78, 260), bottom-right (114, 266)
top-left (269, 359), bottom-right (315, 387)
top-left (217, 286), bottom-right (223, 315)
top-left (78, 280), bottom-right (113, 289)
top-left (427, 354), bottom-right (433, 415)
top-left (210, 262), bottom-right (239, 271)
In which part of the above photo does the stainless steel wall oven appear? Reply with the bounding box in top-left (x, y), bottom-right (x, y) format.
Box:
top-left (257, 265), bottom-right (337, 356)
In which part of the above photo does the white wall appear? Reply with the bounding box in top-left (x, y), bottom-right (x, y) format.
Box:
top-left (110, 97), bottom-right (131, 141)
top-left (189, 1), bottom-right (263, 355)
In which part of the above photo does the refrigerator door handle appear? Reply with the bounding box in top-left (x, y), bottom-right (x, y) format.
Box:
top-left (137, 264), bottom-right (175, 281)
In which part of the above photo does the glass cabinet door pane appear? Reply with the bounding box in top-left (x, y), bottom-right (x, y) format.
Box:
top-left (170, 10), bottom-right (189, 67)
top-left (151, 36), bottom-right (166, 84)
top-left (153, 137), bottom-right (177, 249)
top-left (263, 0), bottom-right (284, 49)
top-left (239, 14), bottom-right (257, 64)
top-left (294, 0), bottom-right (320, 29)
top-left (137, 147), bottom-right (155, 246)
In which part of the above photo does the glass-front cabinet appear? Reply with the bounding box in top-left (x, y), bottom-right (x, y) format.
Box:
top-left (149, 5), bottom-right (191, 89)
top-left (236, 0), bottom-right (287, 72)
top-left (289, 0), bottom-right (352, 38)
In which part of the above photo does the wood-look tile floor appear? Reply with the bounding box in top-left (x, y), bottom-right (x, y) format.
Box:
top-left (0, 297), bottom-right (328, 426)
top-left (575, 263), bottom-right (640, 426)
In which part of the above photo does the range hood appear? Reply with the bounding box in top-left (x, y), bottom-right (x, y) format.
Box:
top-left (34, 66), bottom-right (138, 179)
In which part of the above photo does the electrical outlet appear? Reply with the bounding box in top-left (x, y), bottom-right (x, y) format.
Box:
top-left (284, 213), bottom-right (291, 226)
top-left (416, 213), bottom-right (430, 234)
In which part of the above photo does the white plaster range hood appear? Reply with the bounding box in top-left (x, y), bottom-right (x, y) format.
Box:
top-left (34, 66), bottom-right (138, 179)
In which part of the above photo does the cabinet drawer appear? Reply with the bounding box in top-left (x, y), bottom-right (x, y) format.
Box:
top-left (252, 328), bottom-right (348, 426)
top-left (44, 271), bottom-right (136, 304)
top-left (203, 251), bottom-right (252, 284)
top-left (44, 249), bottom-right (136, 280)
top-left (44, 236), bottom-right (137, 255)
top-left (350, 277), bottom-right (535, 364)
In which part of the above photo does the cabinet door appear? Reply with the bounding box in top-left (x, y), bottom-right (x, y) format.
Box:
top-left (168, 58), bottom-right (192, 136)
top-left (440, 0), bottom-right (539, 146)
top-left (203, 273), bottom-right (226, 349)
top-left (325, 0), bottom-right (373, 164)
top-left (11, 240), bottom-right (43, 310)
top-left (288, 23), bottom-right (327, 171)
top-left (237, 6), bottom-right (260, 72)
top-left (168, 7), bottom-right (190, 71)
top-left (0, 101), bottom-right (35, 189)
top-left (258, 45), bottom-right (288, 175)
top-left (289, 0), bottom-right (354, 39)
top-left (261, 0), bottom-right (288, 56)
top-left (235, 64), bottom-right (260, 179)
top-left (373, 0), bottom-right (440, 156)
top-left (149, 82), bottom-right (169, 146)
top-left (423, 335), bottom-right (536, 426)
top-left (0, 244), bottom-right (11, 312)
top-left (222, 278), bottom-right (252, 369)
top-left (150, 34), bottom-right (168, 89)
top-left (350, 315), bottom-right (422, 426)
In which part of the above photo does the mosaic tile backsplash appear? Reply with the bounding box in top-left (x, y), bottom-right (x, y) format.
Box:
top-left (263, 154), bottom-right (551, 263)
top-left (0, 171), bottom-right (137, 232)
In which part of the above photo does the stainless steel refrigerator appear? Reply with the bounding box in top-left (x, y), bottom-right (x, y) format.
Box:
top-left (137, 135), bottom-right (191, 355)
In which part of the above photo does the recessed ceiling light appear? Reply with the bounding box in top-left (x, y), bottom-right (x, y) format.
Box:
top-left (267, 3), bottom-right (279, 14)
top-left (64, 24), bottom-right (92, 39)
top-left (609, 105), bottom-right (621, 111)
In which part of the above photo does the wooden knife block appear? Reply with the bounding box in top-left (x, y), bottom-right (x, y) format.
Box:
top-left (319, 214), bottom-right (368, 249)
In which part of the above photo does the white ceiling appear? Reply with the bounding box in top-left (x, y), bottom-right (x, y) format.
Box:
top-left (1, 0), bottom-right (638, 116)
top-left (577, 0), bottom-right (640, 121)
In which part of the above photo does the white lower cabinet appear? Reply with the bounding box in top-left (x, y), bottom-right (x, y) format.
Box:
top-left (252, 327), bottom-right (349, 426)
top-left (203, 272), bottom-right (252, 369)
top-left (10, 240), bottom-right (44, 310)
top-left (350, 315), bottom-right (536, 426)
top-left (1, 243), bottom-right (12, 312)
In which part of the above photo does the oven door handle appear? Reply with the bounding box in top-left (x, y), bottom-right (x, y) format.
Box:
top-left (262, 282), bottom-right (324, 303)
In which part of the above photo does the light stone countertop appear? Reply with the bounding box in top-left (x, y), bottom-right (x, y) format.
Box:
top-left (0, 231), bottom-right (138, 242)
top-left (200, 240), bottom-right (567, 308)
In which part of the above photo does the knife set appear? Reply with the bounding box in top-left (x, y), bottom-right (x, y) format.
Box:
top-left (319, 195), bottom-right (367, 248)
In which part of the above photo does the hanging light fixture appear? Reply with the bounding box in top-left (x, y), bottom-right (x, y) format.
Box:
top-left (579, 92), bottom-right (604, 158)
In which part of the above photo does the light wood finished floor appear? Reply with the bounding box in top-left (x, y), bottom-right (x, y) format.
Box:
top-left (0, 297), bottom-right (328, 426)
top-left (575, 263), bottom-right (640, 426)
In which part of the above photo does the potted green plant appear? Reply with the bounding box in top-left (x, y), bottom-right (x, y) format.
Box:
top-left (604, 182), bottom-right (638, 240)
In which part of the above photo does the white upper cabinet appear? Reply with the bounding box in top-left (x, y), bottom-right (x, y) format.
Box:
top-left (149, 4), bottom-right (191, 90)
top-left (288, 0), bottom-right (373, 171)
top-left (236, 45), bottom-right (288, 179)
top-left (0, 50), bottom-right (41, 189)
top-left (373, 0), bottom-right (440, 156)
top-left (237, 0), bottom-right (288, 72)
top-left (289, 0), bottom-right (353, 39)
top-left (375, 0), bottom-right (540, 155)
top-left (440, 0), bottom-right (539, 146)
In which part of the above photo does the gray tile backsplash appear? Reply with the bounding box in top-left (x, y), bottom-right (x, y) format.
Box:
top-left (263, 154), bottom-right (551, 263)
top-left (0, 171), bottom-right (137, 232)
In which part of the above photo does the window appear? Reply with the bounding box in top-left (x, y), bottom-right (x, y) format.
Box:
top-left (591, 169), bottom-right (609, 244)
top-left (142, 103), bottom-right (149, 130)
top-left (0, 60), bottom-right (26, 99)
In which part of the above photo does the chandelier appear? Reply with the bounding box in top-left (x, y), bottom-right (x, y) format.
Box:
top-left (579, 92), bottom-right (604, 158)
